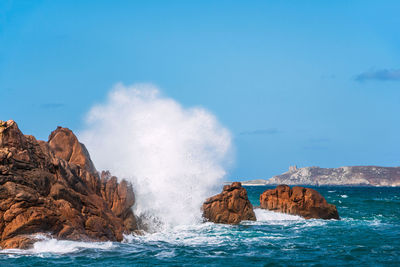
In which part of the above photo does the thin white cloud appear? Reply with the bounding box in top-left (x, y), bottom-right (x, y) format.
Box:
top-left (240, 128), bottom-right (280, 136)
top-left (355, 69), bottom-right (400, 82)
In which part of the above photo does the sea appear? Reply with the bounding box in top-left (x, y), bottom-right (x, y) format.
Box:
top-left (1, 186), bottom-right (399, 266)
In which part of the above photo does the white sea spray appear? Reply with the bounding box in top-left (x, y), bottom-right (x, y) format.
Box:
top-left (79, 83), bottom-right (233, 230)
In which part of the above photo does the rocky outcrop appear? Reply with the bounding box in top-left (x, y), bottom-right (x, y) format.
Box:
top-left (202, 182), bottom-right (256, 224)
top-left (0, 120), bottom-right (137, 249)
top-left (260, 185), bottom-right (339, 219)
top-left (48, 126), bottom-right (97, 174)
top-left (262, 166), bottom-right (400, 186)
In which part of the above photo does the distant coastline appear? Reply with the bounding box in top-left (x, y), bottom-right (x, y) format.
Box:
top-left (239, 165), bottom-right (400, 187)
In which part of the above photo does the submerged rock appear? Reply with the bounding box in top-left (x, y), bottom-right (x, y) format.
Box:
top-left (259, 185), bottom-right (339, 219)
top-left (0, 120), bottom-right (137, 249)
top-left (202, 182), bottom-right (256, 224)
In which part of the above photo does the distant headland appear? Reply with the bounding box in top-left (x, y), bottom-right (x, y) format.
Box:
top-left (242, 165), bottom-right (400, 186)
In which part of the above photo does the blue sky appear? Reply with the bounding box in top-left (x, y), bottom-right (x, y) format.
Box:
top-left (1, 0), bottom-right (400, 180)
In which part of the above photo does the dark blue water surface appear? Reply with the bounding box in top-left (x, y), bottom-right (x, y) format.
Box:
top-left (1, 186), bottom-right (399, 266)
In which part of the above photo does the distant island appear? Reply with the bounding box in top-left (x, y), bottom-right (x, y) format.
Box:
top-left (242, 165), bottom-right (400, 186)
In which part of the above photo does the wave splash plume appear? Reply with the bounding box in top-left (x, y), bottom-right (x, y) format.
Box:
top-left (80, 83), bottom-right (233, 230)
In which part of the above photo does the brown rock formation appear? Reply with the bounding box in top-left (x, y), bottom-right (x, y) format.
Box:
top-left (48, 126), bottom-right (96, 174)
top-left (202, 182), bottom-right (256, 224)
top-left (0, 120), bottom-right (137, 249)
top-left (259, 185), bottom-right (339, 219)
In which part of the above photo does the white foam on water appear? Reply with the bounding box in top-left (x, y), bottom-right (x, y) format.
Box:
top-left (123, 221), bottom-right (288, 248)
top-left (251, 209), bottom-right (334, 229)
top-left (80, 83), bottom-right (233, 231)
top-left (254, 208), bottom-right (304, 222)
top-left (368, 218), bottom-right (382, 226)
top-left (341, 217), bottom-right (387, 228)
top-left (302, 220), bottom-right (327, 227)
top-left (32, 239), bottom-right (113, 254)
top-left (155, 249), bottom-right (176, 258)
top-left (1, 234), bottom-right (113, 255)
top-left (127, 222), bottom-right (233, 246)
top-left (341, 195), bottom-right (348, 198)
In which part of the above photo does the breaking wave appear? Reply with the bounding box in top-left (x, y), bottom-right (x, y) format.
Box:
top-left (1, 234), bottom-right (113, 255)
top-left (80, 83), bottom-right (233, 230)
top-left (254, 208), bottom-right (303, 222)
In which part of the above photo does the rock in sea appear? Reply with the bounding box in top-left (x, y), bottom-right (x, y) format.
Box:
top-left (202, 182), bottom-right (256, 224)
top-left (0, 120), bottom-right (137, 249)
top-left (259, 185), bottom-right (339, 219)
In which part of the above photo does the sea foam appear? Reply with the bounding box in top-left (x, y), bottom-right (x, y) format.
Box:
top-left (253, 208), bottom-right (304, 224)
top-left (1, 234), bottom-right (113, 255)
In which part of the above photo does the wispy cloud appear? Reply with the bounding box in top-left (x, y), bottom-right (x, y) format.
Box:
top-left (307, 137), bottom-right (330, 143)
top-left (240, 128), bottom-right (280, 136)
top-left (355, 69), bottom-right (400, 82)
top-left (302, 145), bottom-right (328, 150)
top-left (40, 103), bottom-right (65, 109)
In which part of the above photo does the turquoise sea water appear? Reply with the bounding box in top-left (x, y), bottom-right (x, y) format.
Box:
top-left (1, 186), bottom-right (399, 266)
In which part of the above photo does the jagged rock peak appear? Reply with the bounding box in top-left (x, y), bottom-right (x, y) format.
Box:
top-left (48, 126), bottom-right (96, 173)
top-left (0, 120), bottom-right (26, 149)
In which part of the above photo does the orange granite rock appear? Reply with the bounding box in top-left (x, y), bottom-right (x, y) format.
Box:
top-left (260, 185), bottom-right (339, 219)
top-left (202, 182), bottom-right (256, 224)
top-left (0, 120), bottom-right (137, 249)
